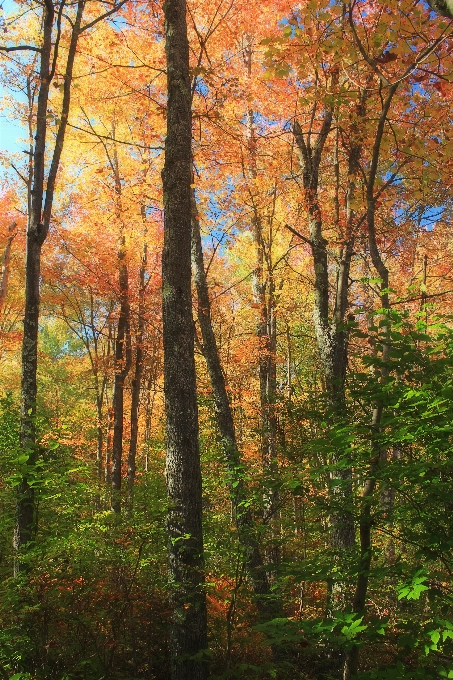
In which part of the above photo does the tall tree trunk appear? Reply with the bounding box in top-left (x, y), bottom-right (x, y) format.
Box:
top-left (191, 191), bottom-right (280, 620)
top-left (111, 235), bottom-right (132, 513)
top-left (343, 84), bottom-right (397, 680)
top-left (104, 321), bottom-right (114, 492)
top-left (293, 108), bottom-right (356, 555)
top-left (105, 405), bottom-right (114, 487)
top-left (162, 0), bottom-right (208, 676)
top-left (127, 237), bottom-right (147, 510)
top-left (343, 340), bottom-right (388, 680)
top-left (143, 345), bottom-right (159, 472)
top-left (110, 134), bottom-right (132, 514)
top-left (243, 40), bottom-right (280, 579)
top-left (15, 0), bottom-right (85, 569)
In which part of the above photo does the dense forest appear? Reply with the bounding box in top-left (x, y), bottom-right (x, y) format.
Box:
top-left (1, 0), bottom-right (453, 677)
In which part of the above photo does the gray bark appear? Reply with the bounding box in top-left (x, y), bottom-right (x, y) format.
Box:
top-left (162, 0), bottom-right (208, 675)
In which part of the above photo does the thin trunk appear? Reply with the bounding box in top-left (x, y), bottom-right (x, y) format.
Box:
top-left (143, 359), bottom-right (156, 472)
top-left (15, 0), bottom-right (85, 568)
top-left (293, 107), bottom-right (356, 554)
top-left (127, 237), bottom-right (147, 510)
top-left (342, 402), bottom-right (384, 680)
top-left (244, 41), bottom-right (280, 578)
top-left (110, 135), bottom-right (132, 514)
top-left (104, 322), bottom-right (114, 490)
top-left (162, 0), bottom-right (208, 675)
top-left (343, 85), bottom-right (397, 680)
top-left (286, 324), bottom-right (292, 401)
top-left (105, 406), bottom-right (114, 487)
top-left (0, 222), bottom-right (17, 315)
top-left (111, 235), bottom-right (132, 513)
top-left (88, 292), bottom-right (107, 505)
top-left (94, 372), bottom-right (107, 508)
top-left (95, 369), bottom-right (107, 476)
top-left (421, 254), bottom-right (428, 327)
top-left (192, 192), bottom-right (280, 619)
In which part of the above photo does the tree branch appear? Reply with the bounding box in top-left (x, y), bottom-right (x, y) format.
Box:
top-left (0, 45), bottom-right (41, 53)
top-left (67, 122), bottom-right (164, 150)
top-left (80, 0), bottom-right (128, 33)
top-left (284, 223), bottom-right (313, 246)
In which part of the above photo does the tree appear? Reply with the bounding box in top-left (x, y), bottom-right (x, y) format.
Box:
top-left (191, 187), bottom-right (280, 619)
top-left (161, 0), bottom-right (208, 676)
top-left (1, 0), bottom-right (453, 676)
top-left (12, 0), bottom-right (86, 566)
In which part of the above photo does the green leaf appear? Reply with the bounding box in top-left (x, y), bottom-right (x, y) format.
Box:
top-left (430, 629), bottom-right (440, 645)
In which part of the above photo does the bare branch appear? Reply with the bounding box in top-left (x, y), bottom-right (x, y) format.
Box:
top-left (284, 223), bottom-right (313, 246)
top-left (49, 0), bottom-right (66, 81)
top-left (67, 122), bottom-right (164, 150)
top-left (80, 0), bottom-right (128, 33)
top-left (9, 162), bottom-right (28, 185)
top-left (0, 45), bottom-right (41, 53)
top-left (348, 4), bottom-right (391, 86)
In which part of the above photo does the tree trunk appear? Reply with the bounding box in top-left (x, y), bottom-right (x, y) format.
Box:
top-left (191, 191), bottom-right (280, 620)
top-left (343, 85), bottom-right (397, 680)
top-left (127, 238), bottom-right (147, 510)
top-left (162, 0), bottom-right (208, 675)
top-left (143, 349), bottom-right (158, 472)
top-left (105, 405), bottom-right (114, 488)
top-left (15, 0), bottom-right (85, 569)
top-left (293, 111), bottom-right (356, 555)
top-left (243, 41), bottom-right (280, 580)
top-left (0, 222), bottom-right (17, 315)
top-left (111, 236), bottom-right (132, 513)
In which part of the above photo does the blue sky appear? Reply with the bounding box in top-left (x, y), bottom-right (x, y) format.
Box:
top-left (0, 0), bottom-right (25, 154)
top-left (0, 115), bottom-right (26, 153)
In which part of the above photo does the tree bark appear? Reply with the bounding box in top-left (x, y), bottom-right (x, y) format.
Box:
top-left (162, 0), bottom-right (208, 676)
